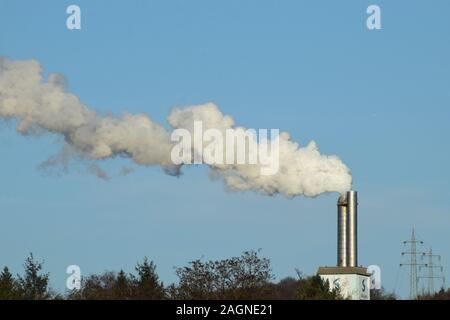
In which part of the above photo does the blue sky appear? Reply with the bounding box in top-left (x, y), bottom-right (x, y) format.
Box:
top-left (1, 0), bottom-right (449, 298)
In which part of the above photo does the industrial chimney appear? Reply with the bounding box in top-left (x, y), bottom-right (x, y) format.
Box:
top-left (337, 195), bottom-right (348, 267)
top-left (337, 190), bottom-right (358, 267)
top-left (318, 190), bottom-right (370, 300)
top-left (346, 190), bottom-right (358, 267)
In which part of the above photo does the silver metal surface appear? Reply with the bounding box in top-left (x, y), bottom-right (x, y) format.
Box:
top-left (346, 190), bottom-right (358, 267)
top-left (337, 196), bottom-right (348, 267)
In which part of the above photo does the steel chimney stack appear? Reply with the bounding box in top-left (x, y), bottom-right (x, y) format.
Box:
top-left (346, 191), bottom-right (358, 267)
top-left (337, 190), bottom-right (358, 267)
top-left (337, 196), bottom-right (348, 267)
top-left (319, 190), bottom-right (370, 300)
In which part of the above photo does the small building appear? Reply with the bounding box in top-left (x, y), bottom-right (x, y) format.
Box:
top-left (317, 266), bottom-right (371, 300)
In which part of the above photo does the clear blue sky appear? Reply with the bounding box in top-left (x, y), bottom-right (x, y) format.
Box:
top-left (1, 0), bottom-right (449, 298)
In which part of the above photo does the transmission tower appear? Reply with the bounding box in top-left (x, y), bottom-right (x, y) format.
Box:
top-left (400, 228), bottom-right (426, 299)
top-left (419, 248), bottom-right (445, 295)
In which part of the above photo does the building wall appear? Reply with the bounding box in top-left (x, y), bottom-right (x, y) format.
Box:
top-left (320, 274), bottom-right (370, 300)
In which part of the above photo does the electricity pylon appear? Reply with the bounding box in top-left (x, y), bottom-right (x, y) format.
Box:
top-left (419, 248), bottom-right (445, 295)
top-left (400, 228), bottom-right (426, 299)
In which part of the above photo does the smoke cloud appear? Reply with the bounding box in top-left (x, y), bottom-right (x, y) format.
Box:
top-left (0, 57), bottom-right (352, 197)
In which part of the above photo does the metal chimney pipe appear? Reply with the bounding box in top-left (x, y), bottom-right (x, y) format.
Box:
top-left (346, 190), bottom-right (358, 267)
top-left (337, 195), bottom-right (348, 267)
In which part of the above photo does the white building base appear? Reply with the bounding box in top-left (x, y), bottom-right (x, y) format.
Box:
top-left (317, 267), bottom-right (371, 300)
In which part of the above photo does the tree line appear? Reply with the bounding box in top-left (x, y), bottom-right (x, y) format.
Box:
top-left (0, 250), bottom-right (402, 300)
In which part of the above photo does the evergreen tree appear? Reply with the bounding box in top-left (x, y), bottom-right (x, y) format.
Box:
top-left (133, 257), bottom-right (165, 299)
top-left (113, 270), bottom-right (132, 299)
top-left (0, 267), bottom-right (20, 299)
top-left (17, 253), bottom-right (50, 300)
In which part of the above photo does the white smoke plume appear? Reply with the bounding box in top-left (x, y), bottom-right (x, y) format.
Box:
top-left (0, 57), bottom-right (352, 197)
